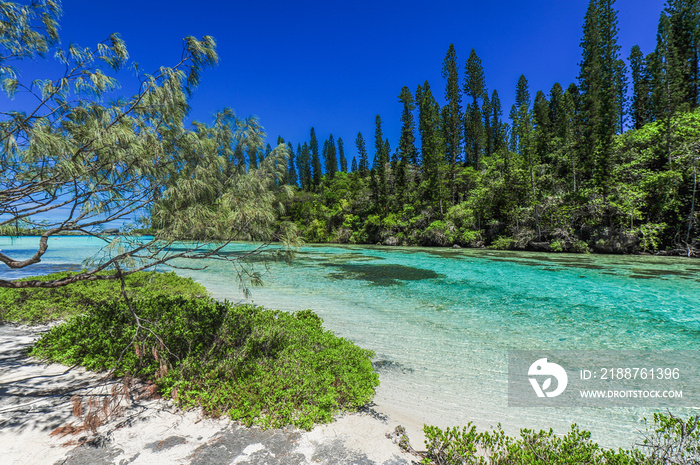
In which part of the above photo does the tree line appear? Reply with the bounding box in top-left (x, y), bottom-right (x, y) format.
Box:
top-left (274, 0), bottom-right (699, 254)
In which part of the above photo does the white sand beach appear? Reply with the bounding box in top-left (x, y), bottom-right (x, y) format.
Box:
top-left (0, 324), bottom-right (422, 465)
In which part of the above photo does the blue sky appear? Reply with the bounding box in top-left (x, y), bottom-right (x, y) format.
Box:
top-left (10, 0), bottom-right (666, 161)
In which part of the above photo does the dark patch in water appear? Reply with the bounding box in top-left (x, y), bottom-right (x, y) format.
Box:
top-left (500, 260), bottom-right (558, 270)
top-left (326, 263), bottom-right (443, 286)
top-left (414, 249), bottom-right (465, 259)
top-left (627, 268), bottom-right (694, 278)
top-left (557, 262), bottom-right (606, 270)
top-left (486, 256), bottom-right (606, 270)
top-left (314, 253), bottom-right (384, 262)
top-left (372, 359), bottom-right (414, 374)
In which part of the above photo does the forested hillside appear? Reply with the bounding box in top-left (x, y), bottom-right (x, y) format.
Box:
top-left (274, 0), bottom-right (699, 254)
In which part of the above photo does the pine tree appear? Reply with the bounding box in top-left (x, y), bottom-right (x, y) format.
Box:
top-left (351, 156), bottom-right (358, 173)
top-left (664, 0), bottom-right (700, 111)
top-left (310, 127), bottom-right (321, 188)
top-left (578, 0), bottom-right (625, 192)
top-left (482, 92), bottom-right (493, 158)
top-left (356, 132), bottom-right (369, 175)
top-left (464, 104), bottom-right (483, 167)
top-left (298, 142), bottom-right (311, 191)
top-left (295, 142), bottom-right (303, 188)
top-left (442, 44), bottom-right (462, 204)
top-left (509, 74), bottom-right (531, 155)
top-left (321, 139), bottom-right (329, 178)
top-left (650, 1), bottom-right (700, 163)
top-left (338, 137), bottom-right (347, 173)
top-left (509, 75), bottom-right (541, 234)
top-left (397, 86), bottom-right (417, 204)
top-left (565, 83), bottom-right (582, 192)
top-left (629, 45), bottom-right (653, 128)
top-left (649, 24), bottom-right (668, 122)
top-left (287, 142), bottom-right (298, 187)
top-left (563, 85), bottom-right (580, 192)
top-left (417, 81), bottom-right (446, 212)
top-left (548, 83), bottom-right (565, 138)
top-left (490, 90), bottom-right (505, 153)
top-left (398, 86), bottom-right (417, 165)
top-left (533, 90), bottom-right (551, 164)
top-left (548, 83), bottom-right (567, 174)
top-left (463, 48), bottom-right (486, 167)
top-left (373, 115), bottom-right (388, 208)
top-left (326, 134), bottom-right (337, 180)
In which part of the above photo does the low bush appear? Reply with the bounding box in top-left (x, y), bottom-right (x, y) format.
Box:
top-left (0, 271), bottom-right (208, 323)
top-left (30, 296), bottom-right (379, 430)
top-left (422, 413), bottom-right (700, 464)
top-left (488, 236), bottom-right (515, 250)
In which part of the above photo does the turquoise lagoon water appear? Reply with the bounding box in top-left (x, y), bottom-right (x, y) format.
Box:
top-left (2, 235), bottom-right (699, 447)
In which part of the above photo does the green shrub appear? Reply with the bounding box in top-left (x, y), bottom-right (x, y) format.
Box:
top-left (635, 223), bottom-right (666, 252)
top-left (550, 240), bottom-right (564, 252)
top-left (31, 297), bottom-right (379, 430)
top-left (572, 239), bottom-right (590, 253)
top-left (488, 236), bottom-right (515, 250)
top-left (422, 220), bottom-right (457, 246)
top-left (423, 422), bottom-right (648, 465)
top-left (421, 414), bottom-right (700, 465)
top-left (0, 271), bottom-right (208, 324)
top-left (303, 218), bottom-right (329, 242)
top-left (641, 413), bottom-right (700, 464)
top-left (461, 229), bottom-right (482, 245)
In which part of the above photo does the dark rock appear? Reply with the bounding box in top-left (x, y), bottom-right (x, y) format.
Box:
top-left (188, 426), bottom-right (305, 465)
top-left (528, 241), bottom-right (552, 252)
top-left (372, 359), bottom-right (414, 373)
top-left (146, 435), bottom-right (187, 452)
top-left (54, 443), bottom-right (123, 465)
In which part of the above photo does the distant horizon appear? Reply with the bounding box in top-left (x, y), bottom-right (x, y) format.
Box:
top-left (2, 0), bottom-right (666, 165)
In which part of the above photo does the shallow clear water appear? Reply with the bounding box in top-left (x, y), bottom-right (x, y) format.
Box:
top-left (2, 236), bottom-right (699, 448)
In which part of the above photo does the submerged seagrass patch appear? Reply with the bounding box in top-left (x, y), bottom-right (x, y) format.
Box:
top-left (326, 263), bottom-right (443, 286)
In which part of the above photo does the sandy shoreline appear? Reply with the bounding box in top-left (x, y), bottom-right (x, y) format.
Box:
top-left (0, 323), bottom-right (423, 465)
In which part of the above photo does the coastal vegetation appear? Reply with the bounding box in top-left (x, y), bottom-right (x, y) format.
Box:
top-left (1, 271), bottom-right (378, 430)
top-left (2, 1), bottom-right (697, 259)
top-left (0, 270), bottom-right (208, 323)
top-left (420, 414), bottom-right (700, 464)
top-left (271, 0), bottom-right (699, 256)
